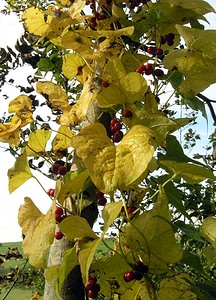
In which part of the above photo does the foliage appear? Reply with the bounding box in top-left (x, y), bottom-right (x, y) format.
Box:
top-left (0, 0), bottom-right (216, 299)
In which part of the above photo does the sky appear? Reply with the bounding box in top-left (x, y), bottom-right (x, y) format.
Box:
top-left (0, 0), bottom-right (216, 242)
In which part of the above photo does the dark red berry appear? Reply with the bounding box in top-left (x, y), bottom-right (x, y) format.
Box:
top-left (167, 39), bottom-right (174, 46)
top-left (87, 289), bottom-right (98, 299)
top-left (55, 213), bottom-right (64, 223)
top-left (77, 66), bottom-right (83, 75)
top-left (165, 32), bottom-right (175, 42)
top-left (88, 275), bottom-right (97, 282)
top-left (160, 36), bottom-right (166, 45)
top-left (127, 207), bottom-right (135, 215)
top-left (51, 163), bottom-right (61, 174)
top-left (124, 271), bottom-right (135, 282)
top-left (156, 48), bottom-right (163, 56)
top-left (110, 118), bottom-right (117, 127)
top-left (113, 121), bottom-right (122, 132)
top-left (97, 195), bottom-right (107, 206)
top-left (55, 206), bottom-right (64, 215)
top-left (58, 166), bottom-right (67, 175)
top-left (147, 46), bottom-right (155, 55)
top-left (154, 69), bottom-right (164, 77)
top-left (133, 261), bottom-right (149, 273)
top-left (145, 63), bottom-right (153, 70)
top-left (96, 190), bottom-right (104, 198)
top-left (91, 21), bottom-right (97, 28)
top-left (145, 68), bottom-right (153, 75)
top-left (122, 108), bottom-right (132, 118)
top-left (102, 80), bottom-right (109, 88)
top-left (136, 64), bottom-right (146, 74)
top-left (112, 130), bottom-right (123, 143)
top-left (47, 188), bottom-right (55, 197)
top-left (86, 279), bottom-right (97, 290)
top-left (55, 231), bottom-right (64, 240)
top-left (134, 271), bottom-right (143, 280)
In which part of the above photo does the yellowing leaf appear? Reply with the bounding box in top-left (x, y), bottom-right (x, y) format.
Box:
top-left (77, 238), bottom-right (102, 285)
top-left (59, 215), bottom-right (98, 240)
top-left (121, 281), bottom-right (151, 300)
top-left (26, 129), bottom-right (51, 157)
top-left (124, 186), bottom-right (182, 273)
top-left (102, 202), bottom-right (123, 234)
top-left (76, 26), bottom-right (134, 39)
top-left (22, 7), bottom-right (53, 37)
top-left (201, 217), bottom-right (216, 249)
top-left (31, 292), bottom-right (41, 300)
top-left (62, 53), bottom-right (85, 80)
top-left (36, 81), bottom-right (71, 112)
top-left (160, 160), bottom-right (216, 184)
top-left (57, 169), bottom-right (89, 205)
top-left (68, 0), bottom-right (86, 18)
top-left (59, 76), bottom-right (98, 126)
top-left (44, 265), bottom-right (62, 300)
top-left (71, 123), bottom-right (155, 193)
top-left (7, 151), bottom-right (33, 193)
top-left (96, 57), bottom-right (148, 107)
top-left (163, 49), bottom-right (216, 98)
top-left (8, 95), bottom-right (33, 125)
top-left (157, 273), bottom-right (197, 300)
top-left (52, 125), bottom-right (75, 152)
top-left (0, 115), bottom-right (21, 147)
top-left (18, 198), bottom-right (56, 268)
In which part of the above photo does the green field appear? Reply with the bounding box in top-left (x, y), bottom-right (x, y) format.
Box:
top-left (0, 240), bottom-right (114, 299)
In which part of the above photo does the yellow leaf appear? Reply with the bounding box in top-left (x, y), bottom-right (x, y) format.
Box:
top-left (62, 53), bottom-right (85, 80)
top-left (102, 202), bottom-right (123, 234)
top-left (26, 129), bottom-right (51, 157)
top-left (18, 198), bottom-right (56, 268)
top-left (0, 115), bottom-right (21, 147)
top-left (7, 150), bottom-right (33, 193)
top-left (52, 125), bottom-right (75, 152)
top-left (36, 81), bottom-right (71, 112)
top-left (157, 273), bottom-right (197, 300)
top-left (22, 7), bottom-right (53, 37)
top-left (96, 57), bottom-right (148, 107)
top-left (8, 95), bottom-right (33, 125)
top-left (72, 123), bottom-right (155, 193)
top-left (77, 26), bottom-right (134, 39)
top-left (201, 217), bottom-right (216, 249)
top-left (59, 76), bottom-right (98, 126)
top-left (31, 292), bottom-right (41, 300)
top-left (68, 0), bottom-right (86, 18)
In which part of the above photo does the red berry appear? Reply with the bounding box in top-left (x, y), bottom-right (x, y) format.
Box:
top-left (91, 21), bottom-right (97, 28)
top-left (122, 108), bottom-right (132, 118)
top-left (145, 63), bottom-right (153, 70)
top-left (102, 80), bottom-right (109, 88)
top-left (165, 32), bottom-right (175, 42)
top-left (154, 69), bottom-right (164, 77)
top-left (86, 280), bottom-right (97, 290)
top-left (112, 131), bottom-right (123, 143)
top-left (156, 48), bottom-right (163, 57)
top-left (87, 289), bottom-right (98, 299)
top-left (134, 271), bottom-right (143, 280)
top-left (97, 195), bottom-right (107, 206)
top-left (58, 166), bottom-right (67, 175)
top-left (47, 188), bottom-right (55, 197)
top-left (160, 36), bottom-right (166, 45)
top-left (55, 231), bottom-right (64, 240)
top-left (110, 118), bottom-right (117, 127)
top-left (96, 190), bottom-right (104, 198)
top-left (88, 275), bottom-right (97, 282)
top-left (127, 207), bottom-right (135, 215)
top-left (136, 64), bottom-right (146, 74)
top-left (147, 46), bottom-right (155, 55)
top-left (51, 163), bottom-right (61, 174)
top-left (55, 206), bottom-right (64, 215)
top-left (55, 213), bottom-right (64, 223)
top-left (124, 271), bottom-right (135, 282)
top-left (145, 68), bottom-right (153, 75)
top-left (112, 121), bottom-right (122, 132)
top-left (133, 261), bottom-right (149, 273)
top-left (167, 39), bottom-right (174, 46)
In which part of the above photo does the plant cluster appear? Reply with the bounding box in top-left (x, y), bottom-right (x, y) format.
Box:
top-left (0, 0), bottom-right (216, 299)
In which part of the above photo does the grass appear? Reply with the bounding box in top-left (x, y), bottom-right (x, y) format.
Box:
top-left (0, 239), bottom-right (115, 299)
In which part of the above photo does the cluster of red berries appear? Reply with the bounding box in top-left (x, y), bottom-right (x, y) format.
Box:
top-left (161, 32), bottom-right (175, 46)
top-left (147, 46), bottom-right (163, 57)
top-left (110, 119), bottom-right (123, 143)
top-left (136, 63), bottom-right (164, 77)
top-left (54, 206), bottom-right (65, 240)
top-left (86, 275), bottom-right (100, 299)
top-left (124, 261), bottom-right (149, 282)
top-left (129, 0), bottom-right (151, 9)
top-left (96, 190), bottom-right (107, 206)
top-left (50, 160), bottom-right (69, 176)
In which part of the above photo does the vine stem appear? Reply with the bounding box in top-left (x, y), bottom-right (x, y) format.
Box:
top-left (2, 259), bottom-right (29, 300)
top-left (33, 175), bottom-right (52, 199)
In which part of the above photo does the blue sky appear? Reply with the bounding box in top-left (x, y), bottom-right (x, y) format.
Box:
top-left (0, 0), bottom-right (215, 242)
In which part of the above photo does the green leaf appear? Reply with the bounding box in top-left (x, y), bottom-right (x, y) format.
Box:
top-left (102, 201), bottom-right (123, 234)
top-left (26, 129), bottom-right (51, 156)
top-left (160, 160), bottom-right (216, 184)
top-left (8, 150), bottom-right (33, 193)
top-left (157, 273), bottom-right (197, 300)
top-left (57, 169), bottom-right (89, 205)
top-left (184, 97), bottom-right (208, 120)
top-left (181, 250), bottom-right (203, 272)
top-left (59, 246), bottom-right (79, 289)
top-left (59, 215), bottom-right (98, 241)
top-left (37, 58), bottom-right (55, 72)
top-left (44, 266), bottom-right (62, 300)
top-left (124, 186), bottom-right (182, 273)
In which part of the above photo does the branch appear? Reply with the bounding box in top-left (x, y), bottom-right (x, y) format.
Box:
top-left (197, 93), bottom-right (216, 124)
